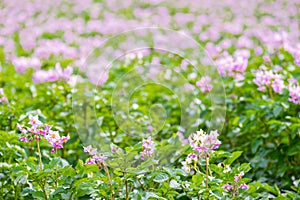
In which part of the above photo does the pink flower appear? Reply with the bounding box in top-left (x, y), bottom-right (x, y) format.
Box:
top-left (20, 136), bottom-right (28, 142)
top-left (44, 124), bottom-right (52, 132)
top-left (86, 158), bottom-right (96, 165)
top-left (0, 88), bottom-right (8, 103)
top-left (55, 63), bottom-right (73, 81)
top-left (272, 78), bottom-right (285, 93)
top-left (32, 63), bottom-right (73, 84)
top-left (93, 155), bottom-right (107, 164)
top-left (17, 123), bottom-right (27, 134)
top-left (188, 129), bottom-right (221, 158)
top-left (239, 183), bottom-right (249, 190)
top-left (287, 83), bottom-right (300, 105)
top-left (215, 52), bottom-right (248, 80)
top-left (83, 145), bottom-right (97, 156)
top-left (140, 137), bottom-right (155, 159)
top-left (196, 76), bottom-right (213, 93)
top-left (234, 171), bottom-right (244, 182)
top-left (12, 57), bottom-right (41, 73)
top-left (253, 68), bottom-right (285, 94)
top-left (185, 153), bottom-right (198, 164)
top-left (223, 184), bottom-right (232, 190)
top-left (28, 115), bottom-right (43, 128)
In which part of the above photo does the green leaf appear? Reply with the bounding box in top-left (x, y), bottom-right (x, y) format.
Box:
top-left (75, 160), bottom-right (84, 171)
top-left (169, 179), bottom-right (180, 189)
top-left (32, 191), bottom-right (46, 199)
top-left (273, 105), bottom-right (282, 117)
top-left (192, 174), bottom-right (204, 184)
top-left (287, 143), bottom-right (300, 156)
top-left (251, 138), bottom-right (263, 153)
top-left (14, 173), bottom-right (28, 184)
top-left (224, 151), bottom-right (243, 165)
top-left (145, 192), bottom-right (167, 200)
top-left (153, 173), bottom-right (169, 183)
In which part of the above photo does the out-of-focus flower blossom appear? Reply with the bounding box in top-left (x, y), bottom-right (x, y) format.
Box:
top-left (186, 153), bottom-right (199, 164)
top-left (196, 76), bottom-right (213, 93)
top-left (239, 183), bottom-right (249, 190)
top-left (293, 53), bottom-right (300, 66)
top-left (253, 68), bottom-right (285, 93)
top-left (177, 131), bottom-right (188, 144)
top-left (83, 145), bottom-right (107, 165)
top-left (29, 115), bottom-right (43, 128)
top-left (32, 62), bottom-right (73, 84)
top-left (223, 184), bottom-right (233, 190)
top-left (20, 136), bottom-right (28, 142)
top-left (86, 158), bottom-right (96, 165)
top-left (12, 57), bottom-right (41, 73)
top-left (83, 145), bottom-right (97, 156)
top-left (140, 137), bottom-right (155, 160)
top-left (55, 63), bottom-right (73, 81)
top-left (215, 52), bottom-right (249, 80)
top-left (234, 171), bottom-right (244, 182)
top-left (0, 88), bottom-right (8, 103)
top-left (287, 81), bottom-right (300, 105)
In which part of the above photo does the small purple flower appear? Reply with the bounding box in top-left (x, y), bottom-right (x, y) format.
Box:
top-left (83, 145), bottom-right (98, 155)
top-left (44, 124), bottom-right (52, 132)
top-left (212, 143), bottom-right (221, 150)
top-left (93, 155), bottom-right (107, 164)
top-left (83, 145), bottom-right (92, 153)
top-left (196, 76), bottom-right (213, 93)
top-left (287, 83), bottom-right (300, 105)
top-left (17, 123), bottom-right (27, 134)
top-left (28, 115), bottom-right (43, 128)
top-left (234, 171), bottom-right (244, 182)
top-left (239, 183), bottom-right (249, 190)
top-left (222, 184), bottom-right (232, 190)
top-left (86, 158), bottom-right (96, 165)
top-left (194, 146), bottom-right (208, 153)
top-left (140, 137), bottom-right (155, 159)
top-left (20, 136), bottom-right (28, 142)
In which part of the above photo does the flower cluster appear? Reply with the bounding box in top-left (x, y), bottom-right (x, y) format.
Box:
top-left (253, 68), bottom-right (285, 94)
top-left (32, 62), bottom-right (73, 84)
top-left (0, 88), bottom-right (8, 103)
top-left (196, 76), bottom-right (213, 93)
top-left (215, 51), bottom-right (249, 80)
top-left (16, 115), bottom-right (70, 153)
top-left (223, 171), bottom-right (249, 196)
top-left (182, 129), bottom-right (221, 173)
top-left (140, 137), bottom-right (155, 160)
top-left (189, 129), bottom-right (221, 157)
top-left (83, 145), bottom-right (107, 165)
top-left (287, 80), bottom-right (300, 105)
top-left (12, 57), bottom-right (41, 73)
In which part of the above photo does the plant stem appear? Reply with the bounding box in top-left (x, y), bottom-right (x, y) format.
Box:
top-left (268, 86), bottom-right (274, 100)
top-left (37, 138), bottom-right (43, 170)
top-left (36, 138), bottom-right (48, 200)
top-left (41, 184), bottom-right (48, 200)
top-left (137, 178), bottom-right (147, 191)
top-left (206, 156), bottom-right (209, 189)
top-left (37, 181), bottom-right (48, 200)
top-left (125, 178), bottom-right (129, 200)
top-left (103, 164), bottom-right (114, 200)
top-left (55, 149), bottom-right (58, 188)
